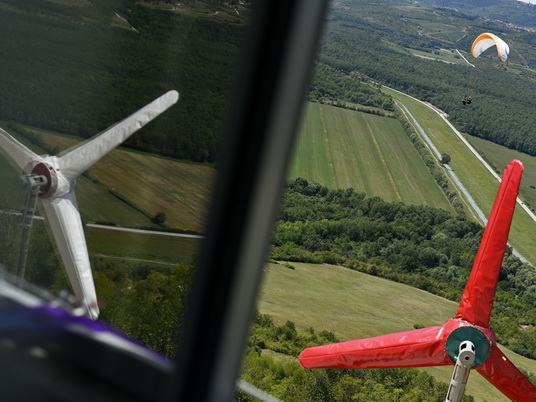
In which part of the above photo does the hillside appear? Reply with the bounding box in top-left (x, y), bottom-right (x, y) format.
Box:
top-left (463, 134), bottom-right (536, 208)
top-left (403, 0), bottom-right (536, 28)
top-left (0, 2), bottom-right (534, 400)
top-left (2, 123), bottom-right (214, 232)
top-left (314, 0), bottom-right (536, 158)
top-left (257, 262), bottom-right (536, 402)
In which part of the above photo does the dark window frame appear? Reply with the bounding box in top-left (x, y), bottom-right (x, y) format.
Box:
top-left (171, 0), bottom-right (329, 400)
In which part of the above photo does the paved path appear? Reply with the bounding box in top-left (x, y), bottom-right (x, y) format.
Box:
top-left (388, 86), bottom-right (536, 225)
top-left (395, 99), bottom-right (488, 224)
top-left (389, 87), bottom-right (532, 265)
top-left (86, 223), bottom-right (204, 239)
top-left (92, 253), bottom-right (176, 266)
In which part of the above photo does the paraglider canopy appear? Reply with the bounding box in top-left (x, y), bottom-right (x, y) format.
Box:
top-left (471, 33), bottom-right (509, 62)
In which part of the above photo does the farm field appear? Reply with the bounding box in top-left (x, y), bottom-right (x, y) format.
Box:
top-left (0, 155), bottom-right (23, 209)
top-left (86, 226), bottom-right (200, 266)
top-left (464, 134), bottom-right (536, 209)
top-left (24, 127), bottom-right (215, 233)
top-left (408, 48), bottom-right (467, 65)
top-left (290, 102), bottom-right (454, 212)
top-left (139, 0), bottom-right (252, 23)
top-left (414, 21), bottom-right (466, 42)
top-left (383, 87), bottom-right (536, 267)
top-left (257, 262), bottom-right (536, 402)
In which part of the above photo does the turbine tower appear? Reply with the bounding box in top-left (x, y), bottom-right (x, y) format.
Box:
top-left (300, 160), bottom-right (536, 401)
top-left (0, 90), bottom-right (179, 320)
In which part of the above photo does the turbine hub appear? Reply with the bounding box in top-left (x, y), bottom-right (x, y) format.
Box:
top-left (24, 161), bottom-right (58, 199)
top-left (445, 325), bottom-right (490, 368)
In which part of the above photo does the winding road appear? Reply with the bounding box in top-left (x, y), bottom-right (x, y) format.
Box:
top-left (387, 86), bottom-right (533, 265)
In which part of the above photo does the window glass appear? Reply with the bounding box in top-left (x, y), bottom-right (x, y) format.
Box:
top-left (0, 0), bottom-right (250, 359)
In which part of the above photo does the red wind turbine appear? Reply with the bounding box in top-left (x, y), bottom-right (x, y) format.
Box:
top-left (299, 160), bottom-right (536, 401)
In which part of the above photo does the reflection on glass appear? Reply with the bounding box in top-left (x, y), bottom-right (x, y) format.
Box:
top-left (0, 0), bottom-right (250, 360)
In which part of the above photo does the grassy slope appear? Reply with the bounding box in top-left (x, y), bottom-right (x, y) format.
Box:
top-left (464, 134), bottom-right (536, 209)
top-left (290, 102), bottom-right (454, 211)
top-left (383, 87), bottom-right (536, 266)
top-left (258, 262), bottom-right (536, 402)
top-left (140, 0), bottom-right (252, 24)
top-left (27, 127), bottom-right (215, 232)
top-left (86, 226), bottom-right (200, 264)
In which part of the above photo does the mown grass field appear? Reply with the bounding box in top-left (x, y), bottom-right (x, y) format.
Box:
top-left (415, 21), bottom-right (467, 42)
top-left (407, 47), bottom-right (469, 65)
top-left (140, 0), bottom-right (252, 24)
top-left (26, 127), bottom-right (215, 233)
top-left (0, 155), bottom-right (23, 209)
top-left (464, 134), bottom-right (536, 209)
top-left (290, 102), bottom-right (454, 212)
top-left (257, 262), bottom-right (536, 402)
top-left (86, 227), bottom-right (200, 265)
top-left (383, 87), bottom-right (536, 266)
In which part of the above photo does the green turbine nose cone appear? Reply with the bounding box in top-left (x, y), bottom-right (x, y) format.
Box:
top-left (446, 326), bottom-right (490, 368)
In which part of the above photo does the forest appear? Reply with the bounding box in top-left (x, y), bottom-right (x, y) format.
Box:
top-left (0, 0), bottom-right (247, 162)
top-left (312, 0), bottom-right (536, 157)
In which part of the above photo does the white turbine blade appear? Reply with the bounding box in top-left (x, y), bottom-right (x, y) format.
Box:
top-left (58, 90), bottom-right (179, 181)
top-left (0, 127), bottom-right (40, 171)
top-left (41, 191), bottom-right (99, 319)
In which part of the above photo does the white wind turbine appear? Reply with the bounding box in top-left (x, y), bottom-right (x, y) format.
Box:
top-left (0, 90), bottom-right (179, 319)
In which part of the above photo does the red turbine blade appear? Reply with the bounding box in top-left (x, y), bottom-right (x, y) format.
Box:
top-left (476, 344), bottom-right (536, 401)
top-left (456, 160), bottom-right (523, 327)
top-left (299, 326), bottom-right (452, 369)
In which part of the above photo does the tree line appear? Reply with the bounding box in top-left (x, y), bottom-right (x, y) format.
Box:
top-left (271, 178), bottom-right (536, 359)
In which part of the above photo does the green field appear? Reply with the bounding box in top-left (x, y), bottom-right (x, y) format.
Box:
top-left (290, 102), bottom-right (454, 211)
top-left (257, 262), bottom-right (536, 402)
top-left (26, 127), bottom-right (215, 233)
top-left (415, 21), bottom-right (467, 42)
top-left (408, 48), bottom-right (468, 65)
top-left (383, 87), bottom-right (536, 266)
top-left (463, 134), bottom-right (536, 209)
top-left (86, 227), bottom-right (200, 265)
top-left (140, 0), bottom-right (252, 24)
